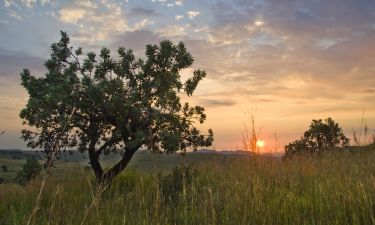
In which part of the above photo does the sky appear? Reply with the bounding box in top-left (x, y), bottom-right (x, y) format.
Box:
top-left (0, 0), bottom-right (374, 152)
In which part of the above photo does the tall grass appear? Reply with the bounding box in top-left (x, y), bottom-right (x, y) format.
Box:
top-left (352, 111), bottom-right (375, 146)
top-left (1, 150), bottom-right (375, 225)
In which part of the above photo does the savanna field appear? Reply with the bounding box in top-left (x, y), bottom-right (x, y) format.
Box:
top-left (1, 147), bottom-right (375, 225)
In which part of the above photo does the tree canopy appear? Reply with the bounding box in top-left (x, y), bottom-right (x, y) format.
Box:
top-left (20, 31), bottom-right (213, 185)
top-left (284, 117), bottom-right (349, 158)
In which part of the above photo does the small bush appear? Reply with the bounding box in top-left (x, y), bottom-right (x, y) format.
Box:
top-left (15, 157), bottom-right (42, 185)
top-left (0, 165), bottom-right (7, 172)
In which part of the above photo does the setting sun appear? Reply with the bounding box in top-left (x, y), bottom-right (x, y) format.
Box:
top-left (256, 140), bottom-right (265, 148)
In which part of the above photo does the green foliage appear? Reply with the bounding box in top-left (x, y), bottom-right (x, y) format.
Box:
top-left (19, 31), bottom-right (213, 183)
top-left (1, 165), bottom-right (7, 172)
top-left (14, 157), bottom-right (42, 185)
top-left (284, 117), bottom-right (349, 158)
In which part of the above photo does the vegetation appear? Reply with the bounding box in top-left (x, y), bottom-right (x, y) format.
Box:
top-left (284, 117), bottom-right (349, 158)
top-left (352, 112), bottom-right (375, 146)
top-left (14, 157), bottom-right (42, 185)
top-left (19, 31), bottom-right (213, 185)
top-left (1, 149), bottom-right (375, 224)
top-left (1, 165), bottom-right (7, 172)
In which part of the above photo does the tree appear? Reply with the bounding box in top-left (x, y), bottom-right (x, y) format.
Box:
top-left (20, 31), bottom-right (213, 186)
top-left (15, 157), bottom-right (42, 185)
top-left (284, 117), bottom-right (349, 158)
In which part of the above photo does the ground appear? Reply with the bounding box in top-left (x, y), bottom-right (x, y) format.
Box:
top-left (1, 147), bottom-right (375, 225)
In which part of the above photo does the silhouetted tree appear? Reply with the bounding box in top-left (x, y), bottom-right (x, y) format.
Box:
top-left (284, 117), bottom-right (349, 158)
top-left (20, 31), bottom-right (213, 186)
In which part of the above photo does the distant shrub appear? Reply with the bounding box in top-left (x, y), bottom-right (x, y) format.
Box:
top-left (1, 165), bottom-right (7, 172)
top-left (284, 117), bottom-right (349, 159)
top-left (0, 177), bottom-right (4, 184)
top-left (15, 157), bottom-right (42, 185)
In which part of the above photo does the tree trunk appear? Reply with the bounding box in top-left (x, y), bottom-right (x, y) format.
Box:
top-left (100, 148), bottom-right (137, 186)
top-left (88, 141), bottom-right (104, 181)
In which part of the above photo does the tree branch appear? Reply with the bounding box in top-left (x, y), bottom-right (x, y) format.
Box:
top-left (95, 136), bottom-right (121, 157)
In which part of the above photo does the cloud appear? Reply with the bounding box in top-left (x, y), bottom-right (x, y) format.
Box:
top-left (175, 15), bottom-right (184, 21)
top-left (112, 30), bottom-right (161, 54)
top-left (361, 89), bottom-right (375, 94)
top-left (0, 48), bottom-right (44, 78)
top-left (7, 10), bottom-right (23, 20)
top-left (3, 0), bottom-right (52, 9)
top-left (20, 0), bottom-right (37, 8)
top-left (59, 8), bottom-right (86, 24)
top-left (169, 0), bottom-right (375, 104)
top-left (175, 0), bottom-right (183, 6)
top-left (3, 0), bottom-right (13, 7)
top-left (58, 1), bottom-right (128, 44)
top-left (157, 24), bottom-right (187, 37)
top-left (198, 99), bottom-right (236, 107)
top-left (128, 7), bottom-right (160, 17)
top-left (132, 19), bottom-right (154, 31)
top-left (187, 11), bottom-right (200, 20)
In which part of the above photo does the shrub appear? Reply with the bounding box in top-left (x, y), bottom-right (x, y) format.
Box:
top-left (15, 157), bottom-right (42, 185)
top-left (0, 165), bottom-right (7, 172)
top-left (284, 117), bottom-right (349, 159)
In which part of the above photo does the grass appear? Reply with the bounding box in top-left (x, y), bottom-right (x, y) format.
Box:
top-left (1, 149), bottom-right (375, 225)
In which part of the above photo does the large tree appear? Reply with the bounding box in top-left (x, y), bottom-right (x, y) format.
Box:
top-left (20, 31), bottom-right (213, 185)
top-left (284, 117), bottom-right (349, 158)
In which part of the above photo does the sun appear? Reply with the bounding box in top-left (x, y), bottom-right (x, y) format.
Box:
top-left (256, 140), bottom-right (265, 148)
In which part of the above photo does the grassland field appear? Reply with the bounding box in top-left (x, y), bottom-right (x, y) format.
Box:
top-left (1, 147), bottom-right (375, 225)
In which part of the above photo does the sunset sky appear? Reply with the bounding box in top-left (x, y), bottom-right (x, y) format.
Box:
top-left (0, 0), bottom-right (374, 152)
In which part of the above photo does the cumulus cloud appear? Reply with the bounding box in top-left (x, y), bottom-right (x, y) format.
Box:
top-left (58, 1), bottom-right (128, 44)
top-left (187, 11), bottom-right (200, 19)
top-left (59, 8), bottom-right (86, 24)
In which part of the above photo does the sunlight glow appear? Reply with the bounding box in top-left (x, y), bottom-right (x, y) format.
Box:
top-left (256, 140), bottom-right (265, 148)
